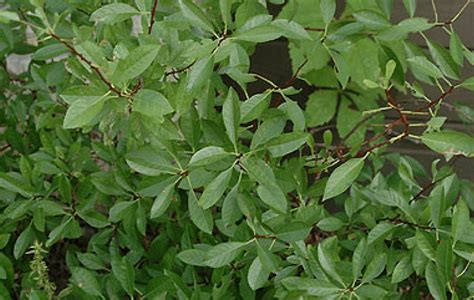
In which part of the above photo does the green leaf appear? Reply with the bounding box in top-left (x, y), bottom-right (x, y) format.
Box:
top-left (352, 238), bottom-right (368, 279)
top-left (256, 184), bottom-right (287, 214)
top-left (78, 210), bottom-right (110, 229)
top-left (275, 222), bottom-right (311, 242)
top-left (0, 173), bottom-right (33, 198)
top-left (14, 224), bottom-right (34, 259)
top-left (361, 253), bottom-right (387, 283)
top-left (436, 239), bottom-right (453, 282)
top-left (421, 131), bottom-right (474, 157)
top-left (281, 277), bottom-right (341, 296)
top-left (223, 88), bottom-right (240, 147)
top-left (248, 257), bottom-right (270, 290)
top-left (126, 146), bottom-right (180, 176)
top-left (272, 19), bottom-right (311, 40)
top-left (204, 242), bottom-right (245, 268)
top-left (450, 31), bottom-right (464, 66)
top-left (250, 117), bottom-right (286, 150)
top-left (427, 40), bottom-right (460, 80)
top-left (91, 3), bottom-right (139, 24)
top-left (452, 200), bottom-right (470, 243)
top-left (219, 0), bottom-right (232, 27)
top-left (317, 243), bottom-right (344, 286)
top-left (266, 132), bottom-right (308, 157)
top-left (368, 223), bottom-right (394, 245)
top-left (150, 183), bottom-right (175, 218)
top-left (70, 267), bottom-right (103, 296)
top-left (234, 25), bottom-right (282, 43)
top-left (256, 240), bottom-right (279, 273)
top-left (402, 0), bottom-right (417, 17)
top-left (354, 10), bottom-right (390, 30)
top-left (323, 157), bottom-right (365, 200)
top-left (240, 92), bottom-right (271, 123)
top-left (77, 253), bottom-right (106, 270)
top-left (391, 256), bottom-right (414, 283)
top-left (177, 248), bottom-right (208, 267)
top-left (115, 45), bottom-right (159, 84)
top-left (132, 89), bottom-right (173, 121)
top-left (320, 0), bottom-right (336, 26)
top-left (189, 146), bottom-right (232, 167)
top-left (187, 56), bottom-right (214, 93)
top-left (416, 231), bottom-right (436, 261)
top-left (425, 262), bottom-right (447, 300)
top-left (0, 11), bottom-right (20, 23)
top-left (199, 167), bottom-right (233, 209)
top-left (317, 217), bottom-right (344, 232)
top-left (188, 191), bottom-right (213, 234)
top-left (305, 90), bottom-right (338, 127)
top-left (109, 202), bottom-right (136, 222)
top-left (407, 56), bottom-right (443, 79)
top-left (32, 44), bottom-right (68, 61)
top-left (111, 257), bottom-right (135, 296)
top-left (63, 91), bottom-right (108, 129)
top-left (460, 76), bottom-right (474, 91)
top-left (178, 0), bottom-right (215, 33)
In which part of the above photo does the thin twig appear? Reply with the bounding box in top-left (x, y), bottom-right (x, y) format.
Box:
top-left (49, 32), bottom-right (127, 97)
top-left (340, 115), bottom-right (375, 143)
top-left (148, 0), bottom-right (159, 34)
top-left (165, 61), bottom-right (195, 77)
top-left (415, 85), bottom-right (455, 112)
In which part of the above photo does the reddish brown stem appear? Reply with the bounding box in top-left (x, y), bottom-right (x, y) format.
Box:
top-left (148, 0), bottom-right (159, 34)
top-left (49, 32), bottom-right (127, 97)
top-left (415, 85), bottom-right (455, 112)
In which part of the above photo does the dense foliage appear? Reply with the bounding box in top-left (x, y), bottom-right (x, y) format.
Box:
top-left (1, 0), bottom-right (474, 298)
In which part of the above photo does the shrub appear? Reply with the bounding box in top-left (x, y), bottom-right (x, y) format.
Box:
top-left (1, 0), bottom-right (474, 299)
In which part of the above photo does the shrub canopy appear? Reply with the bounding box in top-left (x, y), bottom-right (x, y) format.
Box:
top-left (1, 0), bottom-right (474, 299)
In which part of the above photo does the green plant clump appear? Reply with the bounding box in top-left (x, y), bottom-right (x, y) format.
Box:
top-left (1, 0), bottom-right (474, 299)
